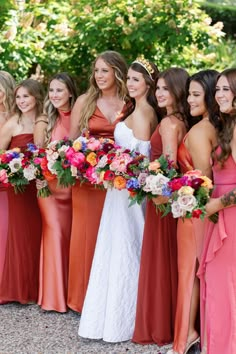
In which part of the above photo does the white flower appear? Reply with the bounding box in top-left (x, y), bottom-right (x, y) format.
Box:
top-left (70, 165), bottom-right (77, 177)
top-left (96, 155), bottom-right (108, 168)
top-left (23, 165), bottom-right (37, 181)
top-left (177, 194), bottom-right (197, 212)
top-left (58, 145), bottom-right (70, 154)
top-left (9, 158), bottom-right (22, 172)
top-left (47, 160), bottom-right (57, 175)
top-left (138, 172), bottom-right (148, 186)
top-left (171, 201), bottom-right (186, 218)
top-left (143, 174), bottom-right (170, 195)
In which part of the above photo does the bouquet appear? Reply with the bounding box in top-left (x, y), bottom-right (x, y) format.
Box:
top-left (127, 154), bottom-right (179, 210)
top-left (0, 148), bottom-right (30, 193)
top-left (167, 169), bottom-right (218, 222)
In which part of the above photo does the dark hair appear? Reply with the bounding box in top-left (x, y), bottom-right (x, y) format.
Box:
top-left (186, 69), bottom-right (219, 128)
top-left (157, 67), bottom-right (190, 127)
top-left (128, 61), bottom-right (160, 119)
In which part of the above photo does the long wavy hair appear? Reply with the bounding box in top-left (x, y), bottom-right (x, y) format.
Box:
top-left (157, 67), bottom-right (190, 128)
top-left (78, 51), bottom-right (129, 132)
top-left (125, 61), bottom-right (160, 120)
top-left (44, 72), bottom-right (78, 144)
top-left (0, 71), bottom-right (16, 114)
top-left (186, 69), bottom-right (219, 128)
top-left (214, 68), bottom-right (236, 166)
top-left (13, 79), bottom-right (44, 123)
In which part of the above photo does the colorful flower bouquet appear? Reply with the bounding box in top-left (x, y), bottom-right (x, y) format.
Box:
top-left (127, 154), bottom-right (179, 209)
top-left (166, 169), bottom-right (218, 222)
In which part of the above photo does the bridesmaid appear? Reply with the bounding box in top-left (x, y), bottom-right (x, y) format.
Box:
top-left (198, 68), bottom-right (236, 354)
top-left (133, 67), bottom-right (189, 346)
top-left (167, 70), bottom-right (219, 354)
top-left (0, 71), bottom-right (15, 295)
top-left (0, 79), bottom-right (44, 303)
top-left (68, 50), bottom-right (129, 313)
top-left (34, 72), bottom-right (78, 312)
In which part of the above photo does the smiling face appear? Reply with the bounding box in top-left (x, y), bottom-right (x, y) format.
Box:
top-left (94, 58), bottom-right (116, 91)
top-left (155, 78), bottom-right (174, 112)
top-left (15, 86), bottom-right (36, 114)
top-left (126, 68), bottom-right (148, 100)
top-left (49, 79), bottom-right (71, 111)
top-left (187, 80), bottom-right (207, 117)
top-left (215, 75), bottom-right (235, 114)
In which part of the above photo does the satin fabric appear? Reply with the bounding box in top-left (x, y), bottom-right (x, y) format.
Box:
top-left (198, 151), bottom-right (236, 354)
top-left (67, 106), bottom-right (123, 312)
top-left (132, 125), bottom-right (178, 345)
top-left (38, 110), bottom-right (72, 312)
top-left (172, 136), bottom-right (204, 353)
top-left (0, 134), bottom-right (42, 303)
top-left (0, 189), bottom-right (8, 300)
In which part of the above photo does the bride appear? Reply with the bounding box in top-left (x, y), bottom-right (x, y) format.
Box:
top-left (78, 56), bottom-right (159, 342)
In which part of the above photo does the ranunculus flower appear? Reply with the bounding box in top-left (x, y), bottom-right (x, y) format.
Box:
top-left (85, 166), bottom-right (98, 183)
top-left (178, 186), bottom-right (194, 196)
top-left (72, 140), bottom-right (82, 151)
top-left (86, 152), bottom-right (97, 166)
top-left (103, 142), bottom-right (115, 153)
top-left (69, 152), bottom-right (85, 167)
top-left (200, 175), bottom-right (213, 189)
top-left (148, 160), bottom-right (161, 172)
top-left (113, 176), bottom-right (126, 190)
top-left (65, 147), bottom-right (76, 160)
top-left (191, 178), bottom-right (204, 190)
top-left (103, 170), bottom-right (115, 181)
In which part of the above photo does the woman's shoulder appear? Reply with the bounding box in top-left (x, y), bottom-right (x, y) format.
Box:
top-left (35, 114), bottom-right (48, 125)
top-left (160, 115), bottom-right (184, 129)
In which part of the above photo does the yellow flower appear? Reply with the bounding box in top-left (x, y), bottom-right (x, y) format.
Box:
top-left (99, 171), bottom-right (105, 182)
top-left (113, 176), bottom-right (126, 190)
top-left (86, 152), bottom-right (97, 166)
top-left (178, 186), bottom-right (194, 196)
top-left (72, 140), bottom-right (82, 151)
top-left (201, 176), bottom-right (213, 189)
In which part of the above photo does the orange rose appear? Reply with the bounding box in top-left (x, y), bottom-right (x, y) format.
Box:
top-left (43, 170), bottom-right (56, 182)
top-left (148, 160), bottom-right (161, 172)
top-left (86, 152), bottom-right (97, 166)
top-left (113, 176), bottom-right (126, 190)
top-left (129, 191), bottom-right (137, 197)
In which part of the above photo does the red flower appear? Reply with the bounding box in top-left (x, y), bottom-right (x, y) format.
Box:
top-left (103, 170), bottom-right (115, 181)
top-left (107, 153), bottom-right (116, 164)
top-left (192, 209), bottom-right (203, 218)
top-left (168, 178), bottom-right (184, 191)
top-left (191, 178), bottom-right (204, 190)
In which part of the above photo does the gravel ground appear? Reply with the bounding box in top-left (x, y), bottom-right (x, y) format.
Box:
top-left (0, 303), bottom-right (200, 354)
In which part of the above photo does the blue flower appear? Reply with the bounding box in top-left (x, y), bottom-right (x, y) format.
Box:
top-left (126, 177), bottom-right (140, 189)
top-left (162, 185), bottom-right (172, 197)
top-left (27, 143), bottom-right (38, 152)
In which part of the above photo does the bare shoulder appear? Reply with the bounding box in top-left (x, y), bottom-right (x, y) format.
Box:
top-left (2, 114), bottom-right (18, 130)
top-left (189, 120), bottom-right (216, 138)
top-left (160, 115), bottom-right (183, 130)
top-left (74, 93), bottom-right (88, 107)
top-left (35, 114), bottom-right (48, 125)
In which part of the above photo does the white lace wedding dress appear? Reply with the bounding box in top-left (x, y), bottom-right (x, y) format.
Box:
top-left (78, 121), bottom-right (151, 342)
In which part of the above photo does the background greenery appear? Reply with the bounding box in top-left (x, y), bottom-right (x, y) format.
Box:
top-left (0, 0), bottom-right (235, 91)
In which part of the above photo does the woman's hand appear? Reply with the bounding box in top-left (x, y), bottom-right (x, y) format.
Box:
top-left (152, 195), bottom-right (169, 205)
top-left (205, 197), bottom-right (223, 216)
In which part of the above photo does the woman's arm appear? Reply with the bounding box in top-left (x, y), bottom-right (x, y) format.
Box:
top-left (206, 189), bottom-right (236, 216)
top-left (0, 119), bottom-right (15, 150)
top-left (34, 116), bottom-right (48, 148)
top-left (69, 94), bottom-right (87, 140)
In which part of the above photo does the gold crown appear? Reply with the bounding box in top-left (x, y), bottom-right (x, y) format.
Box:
top-left (132, 55), bottom-right (154, 78)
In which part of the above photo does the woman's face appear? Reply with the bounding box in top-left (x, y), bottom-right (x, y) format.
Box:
top-left (49, 79), bottom-right (71, 111)
top-left (94, 58), bottom-right (116, 91)
top-left (155, 78), bottom-right (174, 111)
top-left (187, 81), bottom-right (207, 117)
top-left (15, 86), bottom-right (36, 114)
top-left (215, 75), bottom-right (234, 114)
top-left (126, 68), bottom-right (148, 99)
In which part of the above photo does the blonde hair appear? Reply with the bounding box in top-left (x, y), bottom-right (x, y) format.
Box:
top-left (79, 51), bottom-right (128, 132)
top-left (0, 71), bottom-right (15, 114)
top-left (44, 72), bottom-right (78, 144)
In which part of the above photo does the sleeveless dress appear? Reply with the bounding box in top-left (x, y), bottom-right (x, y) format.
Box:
top-left (0, 134), bottom-right (42, 303)
top-left (67, 106), bottom-right (124, 313)
top-left (198, 150), bottom-right (236, 354)
top-left (37, 110), bottom-right (72, 312)
top-left (78, 121), bottom-right (150, 342)
top-left (172, 136), bottom-right (204, 353)
top-left (0, 188), bottom-right (8, 297)
top-left (132, 125), bottom-right (178, 345)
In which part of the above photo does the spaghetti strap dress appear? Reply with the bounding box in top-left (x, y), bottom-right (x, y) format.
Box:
top-left (0, 134), bottom-right (42, 303)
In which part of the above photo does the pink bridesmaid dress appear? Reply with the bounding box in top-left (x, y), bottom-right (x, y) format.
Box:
top-left (37, 110), bottom-right (72, 312)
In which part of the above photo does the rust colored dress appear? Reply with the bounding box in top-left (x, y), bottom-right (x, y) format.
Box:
top-left (67, 106), bottom-right (122, 313)
top-left (37, 110), bottom-right (72, 312)
top-left (132, 125), bottom-right (178, 345)
top-left (172, 136), bottom-right (204, 354)
top-left (0, 134), bottom-right (42, 303)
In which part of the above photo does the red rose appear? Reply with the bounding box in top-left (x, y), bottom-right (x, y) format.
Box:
top-left (192, 209), bottom-right (203, 218)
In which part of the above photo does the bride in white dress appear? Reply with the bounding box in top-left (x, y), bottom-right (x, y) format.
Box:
top-left (78, 57), bottom-right (159, 342)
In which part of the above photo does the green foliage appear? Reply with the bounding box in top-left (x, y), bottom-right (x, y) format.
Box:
top-left (0, 0), bottom-right (234, 89)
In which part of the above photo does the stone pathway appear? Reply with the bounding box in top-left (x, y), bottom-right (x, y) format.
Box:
top-left (0, 303), bottom-right (200, 354)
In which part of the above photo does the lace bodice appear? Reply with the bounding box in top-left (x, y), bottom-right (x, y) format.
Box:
top-left (114, 122), bottom-right (151, 157)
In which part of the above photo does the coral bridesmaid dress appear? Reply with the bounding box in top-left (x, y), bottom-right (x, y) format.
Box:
top-left (67, 106), bottom-right (123, 313)
top-left (198, 150), bottom-right (236, 354)
top-left (171, 136), bottom-right (204, 353)
top-left (132, 125), bottom-right (178, 345)
top-left (0, 134), bottom-right (42, 303)
top-left (37, 110), bottom-right (72, 312)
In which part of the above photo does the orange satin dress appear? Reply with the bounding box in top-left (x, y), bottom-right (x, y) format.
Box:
top-left (67, 106), bottom-right (122, 313)
top-left (172, 136), bottom-right (204, 354)
top-left (132, 125), bottom-right (178, 345)
top-left (0, 134), bottom-right (42, 303)
top-left (37, 110), bottom-right (72, 312)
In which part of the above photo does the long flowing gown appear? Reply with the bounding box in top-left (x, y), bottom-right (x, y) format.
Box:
top-left (132, 125), bottom-right (178, 345)
top-left (0, 134), bottom-right (42, 303)
top-left (67, 106), bottom-right (125, 313)
top-left (172, 136), bottom-right (204, 353)
top-left (0, 188), bottom-right (8, 304)
top-left (37, 110), bottom-right (72, 312)
top-left (198, 151), bottom-right (236, 354)
top-left (78, 121), bottom-right (150, 342)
